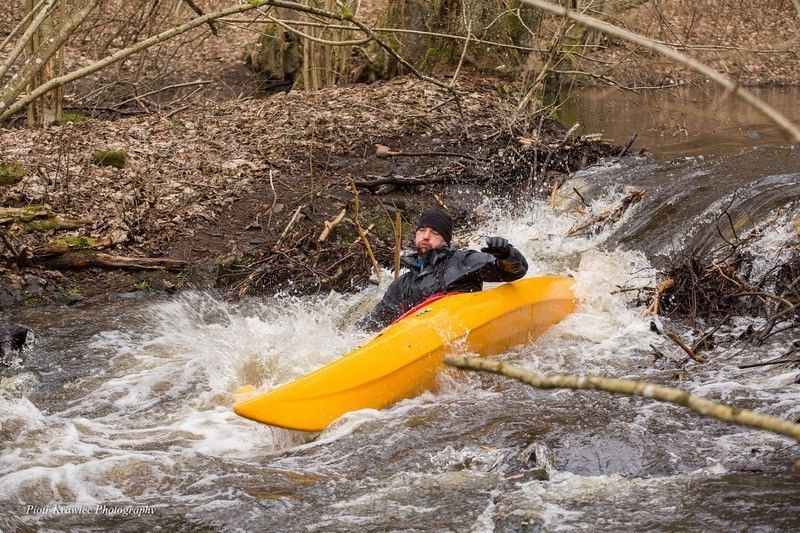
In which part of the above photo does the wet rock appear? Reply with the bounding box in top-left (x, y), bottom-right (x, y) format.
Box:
top-left (514, 443), bottom-right (554, 481)
top-left (23, 274), bottom-right (47, 296)
top-left (0, 324), bottom-right (34, 369)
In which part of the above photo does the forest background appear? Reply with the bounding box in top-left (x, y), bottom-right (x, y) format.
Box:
top-left (1, 0), bottom-right (799, 306)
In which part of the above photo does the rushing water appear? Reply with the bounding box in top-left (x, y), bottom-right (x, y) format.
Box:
top-left (2, 90), bottom-right (800, 531)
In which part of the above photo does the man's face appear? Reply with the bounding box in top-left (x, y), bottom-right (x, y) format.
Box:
top-left (415, 227), bottom-right (447, 256)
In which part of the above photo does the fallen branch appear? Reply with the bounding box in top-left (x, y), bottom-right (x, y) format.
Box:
top-left (615, 133), bottom-right (638, 161)
top-left (739, 357), bottom-right (800, 369)
top-left (0, 206), bottom-right (49, 225)
top-left (374, 143), bottom-right (484, 162)
top-left (33, 231), bottom-right (127, 257)
top-left (641, 277), bottom-right (675, 316)
top-left (444, 355), bottom-right (800, 443)
top-left (114, 80), bottom-right (212, 109)
top-left (40, 252), bottom-right (186, 271)
top-left (354, 174), bottom-right (472, 191)
top-left (0, 206), bottom-right (86, 231)
top-left (277, 204), bottom-right (306, 244)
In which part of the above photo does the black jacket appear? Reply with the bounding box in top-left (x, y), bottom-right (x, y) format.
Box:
top-left (360, 244), bottom-right (528, 331)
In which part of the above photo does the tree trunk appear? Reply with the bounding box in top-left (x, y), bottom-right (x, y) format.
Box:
top-left (249, 1), bottom-right (359, 91)
top-left (25, 0), bottom-right (65, 126)
top-left (368, 0), bottom-right (536, 79)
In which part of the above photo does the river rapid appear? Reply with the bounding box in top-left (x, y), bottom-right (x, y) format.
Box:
top-left (2, 89), bottom-right (799, 531)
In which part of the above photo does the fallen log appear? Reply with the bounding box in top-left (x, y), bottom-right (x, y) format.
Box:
top-left (0, 206), bottom-right (88, 232)
top-left (33, 231), bottom-right (127, 257)
top-left (0, 206), bottom-right (50, 224)
top-left (39, 252), bottom-right (187, 271)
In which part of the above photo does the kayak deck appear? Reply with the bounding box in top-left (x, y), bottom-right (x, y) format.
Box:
top-left (233, 275), bottom-right (576, 431)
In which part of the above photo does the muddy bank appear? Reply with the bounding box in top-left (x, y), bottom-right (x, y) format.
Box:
top-left (0, 76), bottom-right (619, 308)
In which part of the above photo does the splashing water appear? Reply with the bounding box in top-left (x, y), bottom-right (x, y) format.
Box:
top-left (2, 148), bottom-right (799, 530)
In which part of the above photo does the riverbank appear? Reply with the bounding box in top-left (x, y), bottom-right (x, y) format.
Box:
top-left (2, 0), bottom-right (798, 310)
top-left (0, 75), bottom-right (618, 308)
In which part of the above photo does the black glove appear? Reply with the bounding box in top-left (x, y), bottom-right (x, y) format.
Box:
top-left (481, 236), bottom-right (511, 259)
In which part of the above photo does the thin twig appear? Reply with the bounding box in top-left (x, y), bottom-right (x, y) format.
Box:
top-left (267, 168), bottom-right (278, 229)
top-left (665, 328), bottom-right (706, 363)
top-left (350, 179), bottom-right (381, 282)
top-left (277, 204), bottom-right (305, 244)
top-left (449, 19), bottom-right (471, 88)
top-left (393, 211), bottom-right (402, 279)
top-left (268, 15), bottom-right (370, 46)
top-left (115, 80), bottom-right (212, 108)
top-left (180, 0), bottom-right (219, 35)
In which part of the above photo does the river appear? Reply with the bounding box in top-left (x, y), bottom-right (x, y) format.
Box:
top-left (2, 88), bottom-right (799, 531)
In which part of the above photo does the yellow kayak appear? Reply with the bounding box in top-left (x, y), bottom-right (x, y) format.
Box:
top-left (233, 275), bottom-right (577, 431)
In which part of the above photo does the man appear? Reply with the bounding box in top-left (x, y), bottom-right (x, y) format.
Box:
top-left (360, 207), bottom-right (528, 331)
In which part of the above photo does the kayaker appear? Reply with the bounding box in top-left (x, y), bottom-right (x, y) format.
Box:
top-left (359, 207), bottom-right (528, 331)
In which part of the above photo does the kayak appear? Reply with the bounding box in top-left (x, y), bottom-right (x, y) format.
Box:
top-left (233, 275), bottom-right (576, 431)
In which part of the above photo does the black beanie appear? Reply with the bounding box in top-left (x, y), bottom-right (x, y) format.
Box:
top-left (417, 208), bottom-right (453, 244)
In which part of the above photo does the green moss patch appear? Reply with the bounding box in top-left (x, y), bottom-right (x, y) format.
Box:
top-left (91, 150), bottom-right (127, 168)
top-left (0, 162), bottom-right (28, 186)
top-left (60, 112), bottom-right (87, 124)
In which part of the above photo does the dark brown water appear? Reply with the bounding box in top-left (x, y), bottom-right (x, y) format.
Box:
top-left (555, 86), bottom-right (800, 159)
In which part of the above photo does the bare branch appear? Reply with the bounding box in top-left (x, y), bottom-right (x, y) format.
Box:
top-left (180, 0), bottom-right (219, 36)
top-left (0, 0), bottom-right (59, 81)
top-left (0, 1), bottom-right (259, 122)
top-left (0, 0), bottom-right (100, 118)
top-left (268, 15), bottom-right (370, 46)
top-left (0, 0), bottom-right (50, 54)
top-left (350, 179), bottom-right (381, 283)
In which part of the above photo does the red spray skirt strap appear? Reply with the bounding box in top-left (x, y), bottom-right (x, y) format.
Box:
top-left (392, 292), bottom-right (460, 324)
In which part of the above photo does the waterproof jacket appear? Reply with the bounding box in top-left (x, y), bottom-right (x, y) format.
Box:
top-left (360, 244), bottom-right (528, 331)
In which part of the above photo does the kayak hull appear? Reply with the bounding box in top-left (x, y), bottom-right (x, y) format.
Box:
top-left (234, 275), bottom-right (576, 431)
